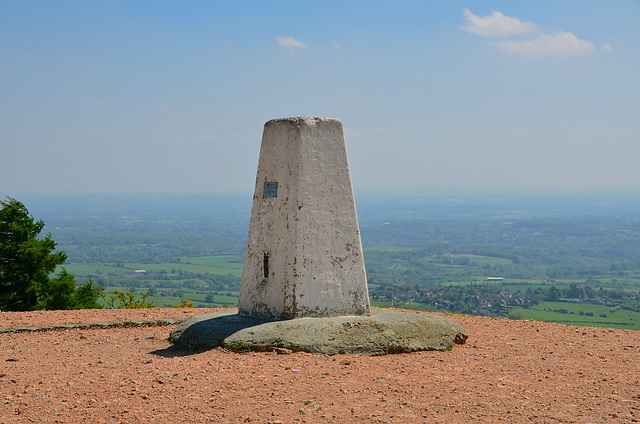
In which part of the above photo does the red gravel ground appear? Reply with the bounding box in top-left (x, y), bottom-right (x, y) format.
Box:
top-left (1, 307), bottom-right (639, 423)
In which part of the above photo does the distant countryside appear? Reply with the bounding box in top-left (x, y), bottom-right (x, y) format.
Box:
top-left (23, 192), bottom-right (640, 330)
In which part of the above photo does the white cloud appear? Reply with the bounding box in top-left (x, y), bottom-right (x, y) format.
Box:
top-left (329, 39), bottom-right (342, 50)
top-left (602, 42), bottom-right (614, 51)
top-left (276, 36), bottom-right (308, 52)
top-left (462, 8), bottom-right (536, 37)
top-left (376, 128), bottom-right (405, 135)
top-left (497, 32), bottom-right (595, 56)
top-left (344, 128), bottom-right (361, 139)
top-left (194, 133), bottom-right (218, 143)
top-left (462, 9), bottom-right (596, 57)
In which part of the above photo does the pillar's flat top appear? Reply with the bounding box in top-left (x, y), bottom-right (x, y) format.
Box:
top-left (266, 117), bottom-right (342, 126)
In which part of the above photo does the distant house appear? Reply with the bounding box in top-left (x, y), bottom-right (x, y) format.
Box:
top-left (124, 270), bottom-right (148, 278)
top-left (487, 277), bottom-right (504, 281)
top-left (124, 270), bottom-right (180, 278)
top-left (558, 298), bottom-right (581, 303)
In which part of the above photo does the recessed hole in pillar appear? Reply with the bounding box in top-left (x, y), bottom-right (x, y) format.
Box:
top-left (263, 251), bottom-right (270, 279)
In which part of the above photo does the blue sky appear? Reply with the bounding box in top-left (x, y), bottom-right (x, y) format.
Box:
top-left (1, 1), bottom-right (639, 194)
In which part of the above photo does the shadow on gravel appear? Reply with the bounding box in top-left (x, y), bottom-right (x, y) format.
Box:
top-left (149, 344), bottom-right (212, 358)
top-left (149, 311), bottom-right (275, 357)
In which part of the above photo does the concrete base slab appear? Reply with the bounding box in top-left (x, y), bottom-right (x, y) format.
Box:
top-left (169, 308), bottom-right (468, 356)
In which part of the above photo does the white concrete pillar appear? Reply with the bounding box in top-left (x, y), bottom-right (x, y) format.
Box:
top-left (239, 117), bottom-right (370, 319)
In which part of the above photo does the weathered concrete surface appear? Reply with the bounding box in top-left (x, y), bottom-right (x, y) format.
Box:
top-left (239, 117), bottom-right (370, 319)
top-left (170, 308), bottom-right (468, 356)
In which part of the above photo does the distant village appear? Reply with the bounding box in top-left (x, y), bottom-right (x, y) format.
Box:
top-left (370, 279), bottom-right (638, 317)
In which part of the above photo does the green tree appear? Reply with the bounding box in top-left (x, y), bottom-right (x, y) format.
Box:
top-left (72, 279), bottom-right (103, 309)
top-left (0, 197), bottom-right (101, 311)
top-left (567, 283), bottom-right (585, 299)
top-left (547, 286), bottom-right (560, 302)
top-left (40, 269), bottom-right (102, 310)
top-left (40, 268), bottom-right (76, 310)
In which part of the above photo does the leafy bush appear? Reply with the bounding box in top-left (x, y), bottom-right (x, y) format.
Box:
top-left (173, 299), bottom-right (194, 308)
top-left (101, 290), bottom-right (155, 309)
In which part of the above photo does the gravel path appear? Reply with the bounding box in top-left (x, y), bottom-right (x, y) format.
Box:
top-left (1, 308), bottom-right (638, 423)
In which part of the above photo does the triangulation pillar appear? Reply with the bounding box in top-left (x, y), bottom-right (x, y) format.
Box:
top-left (238, 117), bottom-right (370, 319)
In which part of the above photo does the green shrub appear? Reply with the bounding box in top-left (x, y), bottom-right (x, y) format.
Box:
top-left (102, 290), bottom-right (155, 309)
top-left (173, 299), bottom-right (194, 308)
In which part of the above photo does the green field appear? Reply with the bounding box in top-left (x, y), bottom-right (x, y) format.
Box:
top-left (63, 263), bottom-right (130, 277)
top-left (466, 256), bottom-right (513, 266)
top-left (63, 255), bottom-right (244, 308)
top-left (65, 257), bottom-right (640, 331)
top-left (63, 255), bottom-right (640, 331)
top-left (64, 255), bottom-right (244, 277)
top-left (365, 246), bottom-right (420, 253)
top-left (127, 256), bottom-right (243, 276)
top-left (100, 285), bottom-right (239, 309)
top-left (511, 301), bottom-right (638, 330)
